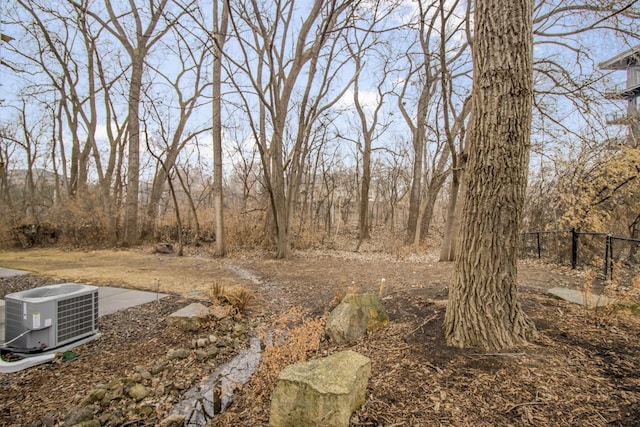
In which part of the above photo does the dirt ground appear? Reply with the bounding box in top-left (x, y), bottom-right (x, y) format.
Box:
top-left (1, 247), bottom-right (639, 426)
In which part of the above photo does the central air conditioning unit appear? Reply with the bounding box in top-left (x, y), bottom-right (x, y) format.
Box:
top-left (4, 283), bottom-right (99, 352)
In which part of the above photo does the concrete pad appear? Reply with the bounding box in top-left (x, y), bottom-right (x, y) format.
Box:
top-left (98, 286), bottom-right (168, 317)
top-left (547, 287), bottom-right (617, 307)
top-left (0, 268), bottom-right (30, 278)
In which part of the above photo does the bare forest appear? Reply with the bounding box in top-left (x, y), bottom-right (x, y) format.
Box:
top-left (0, 0), bottom-right (637, 257)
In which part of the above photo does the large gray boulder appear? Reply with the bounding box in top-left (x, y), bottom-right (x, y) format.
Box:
top-left (269, 350), bottom-right (371, 427)
top-left (325, 293), bottom-right (389, 344)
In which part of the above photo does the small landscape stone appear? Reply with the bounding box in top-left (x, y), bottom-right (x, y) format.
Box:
top-left (138, 405), bottom-right (154, 418)
top-left (154, 242), bottom-right (174, 254)
top-left (70, 420), bottom-right (101, 427)
top-left (547, 287), bottom-right (618, 307)
top-left (154, 383), bottom-right (166, 397)
top-left (101, 386), bottom-right (124, 405)
top-left (218, 320), bottom-right (232, 333)
top-left (128, 384), bottom-right (149, 402)
top-left (208, 334), bottom-right (218, 343)
top-left (167, 348), bottom-right (190, 360)
top-left (206, 346), bottom-right (219, 358)
top-left (195, 349), bottom-right (209, 361)
top-left (174, 379), bottom-right (189, 390)
top-left (196, 338), bottom-right (208, 348)
top-left (158, 414), bottom-right (186, 427)
top-left (233, 323), bottom-right (247, 336)
top-left (210, 304), bottom-right (230, 320)
top-left (151, 362), bottom-right (169, 375)
top-left (326, 293), bottom-right (390, 344)
top-left (40, 413), bottom-right (56, 427)
top-left (64, 405), bottom-right (95, 425)
top-left (98, 413), bottom-right (122, 427)
top-left (80, 388), bottom-right (106, 407)
top-left (134, 366), bottom-right (153, 380)
top-left (167, 303), bottom-right (214, 332)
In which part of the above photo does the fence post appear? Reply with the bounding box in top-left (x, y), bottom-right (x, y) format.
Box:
top-left (604, 234), bottom-right (610, 279)
top-left (571, 228), bottom-right (578, 269)
top-left (605, 235), bottom-right (614, 281)
top-left (610, 236), bottom-right (614, 280)
top-left (536, 232), bottom-right (541, 259)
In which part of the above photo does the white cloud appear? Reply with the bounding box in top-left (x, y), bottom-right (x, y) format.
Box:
top-left (336, 88), bottom-right (381, 113)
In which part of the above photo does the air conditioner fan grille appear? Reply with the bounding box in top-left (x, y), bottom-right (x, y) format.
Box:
top-left (57, 293), bottom-right (97, 344)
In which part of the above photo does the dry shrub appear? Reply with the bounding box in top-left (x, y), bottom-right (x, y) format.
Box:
top-left (208, 280), bottom-right (226, 303)
top-left (330, 285), bottom-right (361, 309)
top-left (248, 307), bottom-right (326, 405)
top-left (581, 268), bottom-right (598, 314)
top-left (290, 221), bottom-right (329, 250)
top-left (0, 207), bottom-right (15, 248)
top-left (224, 209), bottom-right (271, 249)
top-left (603, 262), bottom-right (640, 313)
top-left (207, 281), bottom-right (258, 313)
top-left (582, 263), bottom-right (640, 323)
top-left (50, 193), bottom-right (111, 247)
top-left (226, 288), bottom-right (258, 312)
top-left (0, 227), bottom-right (12, 249)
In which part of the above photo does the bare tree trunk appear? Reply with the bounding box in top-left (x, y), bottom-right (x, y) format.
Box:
top-left (440, 163), bottom-right (464, 261)
top-left (444, 0), bottom-right (537, 351)
top-left (406, 128), bottom-right (424, 242)
top-left (418, 145), bottom-right (451, 242)
top-left (415, 187), bottom-right (438, 245)
top-left (123, 56), bottom-right (144, 245)
top-left (166, 168), bottom-right (184, 256)
top-left (78, 0), bottom-right (174, 246)
top-left (226, 0), bottom-right (354, 258)
top-left (358, 150), bottom-right (371, 242)
top-left (212, 0), bottom-right (229, 256)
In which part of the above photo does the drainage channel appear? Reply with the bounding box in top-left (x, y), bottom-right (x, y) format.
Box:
top-left (170, 337), bottom-right (262, 426)
top-left (225, 264), bottom-right (263, 285)
top-left (169, 264), bottom-right (275, 425)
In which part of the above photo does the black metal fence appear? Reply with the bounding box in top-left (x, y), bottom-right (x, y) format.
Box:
top-left (520, 229), bottom-right (640, 286)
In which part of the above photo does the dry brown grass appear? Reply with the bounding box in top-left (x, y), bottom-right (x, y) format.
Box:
top-left (207, 281), bottom-right (259, 312)
top-left (0, 247), bottom-right (242, 295)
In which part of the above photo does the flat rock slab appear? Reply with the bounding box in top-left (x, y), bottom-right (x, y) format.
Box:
top-left (167, 302), bottom-right (213, 331)
top-left (0, 268), bottom-right (30, 278)
top-left (547, 287), bottom-right (617, 307)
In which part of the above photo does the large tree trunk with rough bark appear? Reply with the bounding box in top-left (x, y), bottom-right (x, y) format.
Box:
top-left (444, 0), bottom-right (537, 350)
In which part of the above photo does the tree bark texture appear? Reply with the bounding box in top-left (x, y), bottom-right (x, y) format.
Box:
top-left (444, 0), bottom-right (537, 350)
